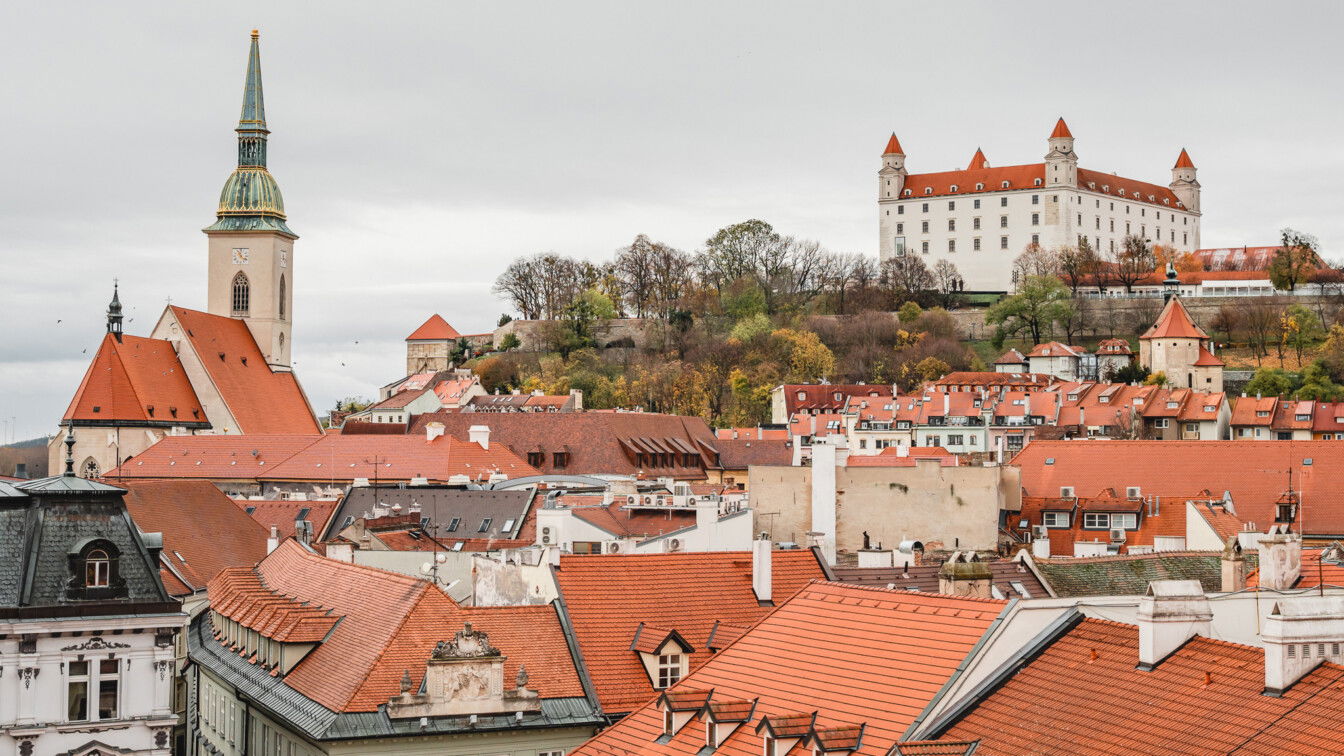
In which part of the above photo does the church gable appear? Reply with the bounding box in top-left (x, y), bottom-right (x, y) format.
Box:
top-left (63, 333), bottom-right (207, 428)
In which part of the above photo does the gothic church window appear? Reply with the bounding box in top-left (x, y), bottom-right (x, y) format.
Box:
top-left (279, 275), bottom-right (287, 319)
top-left (232, 272), bottom-right (250, 315)
top-left (81, 457), bottom-right (99, 478)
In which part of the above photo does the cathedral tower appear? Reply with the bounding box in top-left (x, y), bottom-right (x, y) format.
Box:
top-left (1044, 117), bottom-right (1078, 188)
top-left (204, 30), bottom-right (297, 369)
top-left (1169, 148), bottom-right (1200, 213)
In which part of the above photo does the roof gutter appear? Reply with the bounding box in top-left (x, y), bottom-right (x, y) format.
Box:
top-left (902, 597), bottom-right (1016, 740)
top-left (550, 562), bottom-right (604, 717)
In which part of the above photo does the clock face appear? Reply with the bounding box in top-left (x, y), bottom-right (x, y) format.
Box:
top-left (232, 248), bottom-right (250, 264)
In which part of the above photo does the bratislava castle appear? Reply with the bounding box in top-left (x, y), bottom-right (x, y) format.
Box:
top-left (877, 118), bottom-right (1202, 292)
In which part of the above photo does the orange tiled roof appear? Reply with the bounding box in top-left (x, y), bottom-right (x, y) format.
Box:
top-left (568, 581), bottom-right (1005, 755)
top-left (170, 307), bottom-right (321, 434)
top-left (992, 348), bottom-right (1027, 365)
top-left (406, 313), bottom-right (461, 341)
top-left (63, 334), bottom-right (206, 425)
top-left (554, 550), bottom-right (827, 714)
top-left (120, 479), bottom-right (269, 595)
top-left (883, 133), bottom-right (904, 155)
top-left (1174, 148), bottom-right (1195, 169)
top-left (1025, 342), bottom-right (1085, 359)
top-left (1248, 548), bottom-right (1344, 589)
top-left (1013, 440), bottom-right (1344, 534)
top-left (1075, 168), bottom-right (1184, 208)
top-left (782, 385), bottom-right (893, 417)
top-left (1050, 117), bottom-right (1072, 138)
top-left (208, 539), bottom-right (585, 713)
top-left (1140, 296), bottom-right (1208, 340)
top-left (237, 498), bottom-right (339, 540)
top-left (966, 148), bottom-right (987, 171)
top-left (569, 499), bottom-right (696, 540)
top-left (1193, 345), bottom-right (1224, 367)
top-left (109, 434), bottom-right (322, 478)
top-left (848, 447), bottom-right (958, 468)
top-left (937, 618), bottom-right (1344, 755)
top-left (1231, 395), bottom-right (1279, 427)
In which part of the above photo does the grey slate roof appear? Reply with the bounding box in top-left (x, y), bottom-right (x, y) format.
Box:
top-left (1, 474), bottom-right (173, 613)
top-left (189, 614), bottom-right (603, 741)
top-left (832, 559), bottom-right (1049, 599)
top-left (1032, 551), bottom-right (1257, 597)
top-left (325, 486), bottom-right (534, 540)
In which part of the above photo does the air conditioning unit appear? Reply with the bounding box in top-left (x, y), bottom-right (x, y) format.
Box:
top-left (1126, 486), bottom-right (1141, 499)
top-left (1059, 486), bottom-right (1075, 498)
top-left (1031, 525), bottom-right (1049, 539)
top-left (607, 542), bottom-right (623, 554)
top-left (627, 495), bottom-right (636, 506)
top-left (1109, 528), bottom-right (1127, 543)
top-left (667, 538), bottom-right (683, 552)
top-left (541, 527), bottom-right (551, 545)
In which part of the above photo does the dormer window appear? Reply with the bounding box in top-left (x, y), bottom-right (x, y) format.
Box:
top-left (1000, 180), bottom-right (1010, 188)
top-left (923, 187), bottom-right (932, 195)
top-left (86, 549), bottom-right (110, 587)
top-left (949, 184), bottom-right (959, 192)
top-left (659, 653), bottom-right (685, 688)
top-left (903, 189), bottom-right (912, 196)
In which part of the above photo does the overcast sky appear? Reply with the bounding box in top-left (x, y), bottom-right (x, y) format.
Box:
top-left (2, 2), bottom-right (1342, 441)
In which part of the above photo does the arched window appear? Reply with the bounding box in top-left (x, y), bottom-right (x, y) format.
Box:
top-left (85, 549), bottom-right (110, 587)
top-left (278, 274), bottom-right (287, 319)
top-left (81, 457), bottom-right (100, 479)
top-left (231, 272), bottom-right (250, 315)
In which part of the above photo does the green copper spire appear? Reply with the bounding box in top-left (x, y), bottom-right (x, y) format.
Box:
top-left (205, 30), bottom-right (295, 237)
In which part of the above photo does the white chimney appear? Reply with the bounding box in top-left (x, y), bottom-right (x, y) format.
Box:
top-left (809, 439), bottom-right (839, 564)
top-left (1256, 525), bottom-right (1302, 591)
top-left (266, 525), bottom-right (280, 554)
top-left (1031, 536), bottom-right (1051, 560)
top-left (752, 538), bottom-right (772, 603)
top-left (1136, 580), bottom-right (1211, 670)
top-left (468, 425), bottom-right (491, 450)
top-left (425, 422), bottom-right (446, 442)
top-left (1262, 596), bottom-right (1344, 696)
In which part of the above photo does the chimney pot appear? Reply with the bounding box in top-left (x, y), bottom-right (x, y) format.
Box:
top-left (752, 539), bottom-right (773, 603)
top-left (1137, 580), bottom-right (1211, 669)
top-left (468, 425), bottom-right (490, 450)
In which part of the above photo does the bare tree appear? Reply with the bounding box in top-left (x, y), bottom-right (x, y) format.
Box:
top-left (1011, 244), bottom-right (1060, 291)
top-left (1112, 235), bottom-right (1155, 294)
top-left (1242, 300), bottom-right (1281, 365)
top-left (493, 255), bottom-right (547, 319)
top-left (932, 259), bottom-right (964, 308)
top-left (1057, 240), bottom-right (1099, 296)
top-left (880, 255), bottom-right (935, 306)
top-left (615, 235), bottom-right (658, 317)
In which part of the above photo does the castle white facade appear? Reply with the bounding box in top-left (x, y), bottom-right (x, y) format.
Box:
top-left (877, 119), bottom-right (1202, 292)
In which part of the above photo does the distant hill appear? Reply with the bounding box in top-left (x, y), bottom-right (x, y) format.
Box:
top-left (3, 436), bottom-right (50, 450)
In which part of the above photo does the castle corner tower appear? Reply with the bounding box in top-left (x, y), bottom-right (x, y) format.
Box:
top-left (204, 30), bottom-right (297, 370)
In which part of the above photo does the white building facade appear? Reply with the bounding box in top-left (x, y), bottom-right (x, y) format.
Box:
top-left (878, 120), bottom-right (1202, 292)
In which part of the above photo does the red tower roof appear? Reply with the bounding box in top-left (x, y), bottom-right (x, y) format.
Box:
top-left (967, 148), bottom-right (988, 170)
top-left (1141, 296), bottom-right (1209, 341)
top-left (406, 313), bottom-right (461, 341)
top-left (1174, 148), bottom-right (1195, 169)
top-left (1050, 117), bottom-right (1073, 139)
top-left (883, 133), bottom-right (904, 155)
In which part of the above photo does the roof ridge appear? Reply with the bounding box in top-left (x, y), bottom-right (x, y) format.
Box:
top-left (813, 579), bottom-right (1008, 606)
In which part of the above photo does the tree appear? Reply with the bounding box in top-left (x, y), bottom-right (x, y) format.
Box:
top-left (897, 301), bottom-right (923, 323)
top-left (1242, 300), bottom-right (1281, 364)
top-left (1112, 235), bottom-right (1155, 294)
top-left (1209, 304), bottom-right (1241, 346)
top-left (1318, 324), bottom-right (1344, 382)
top-left (985, 275), bottom-right (1073, 345)
top-left (1112, 362), bottom-right (1150, 384)
top-left (498, 332), bottom-right (520, 351)
top-left (1245, 367), bottom-right (1296, 398)
top-left (771, 329), bottom-right (835, 383)
top-left (497, 313), bottom-right (513, 327)
top-left (1282, 303), bottom-right (1325, 365)
top-left (1011, 244), bottom-right (1059, 291)
top-left (881, 255), bottom-right (934, 305)
top-left (932, 259), bottom-right (964, 308)
top-left (1270, 228), bottom-right (1320, 292)
top-left (1294, 361), bottom-right (1344, 401)
top-left (1057, 241), bottom-right (1099, 296)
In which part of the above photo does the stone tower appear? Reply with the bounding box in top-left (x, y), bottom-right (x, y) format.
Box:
top-left (877, 133), bottom-right (909, 260)
top-left (1044, 117), bottom-right (1078, 189)
top-left (1169, 148), bottom-right (1200, 213)
top-left (204, 30), bottom-right (297, 370)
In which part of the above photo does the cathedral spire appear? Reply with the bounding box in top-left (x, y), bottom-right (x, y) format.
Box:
top-left (205, 30), bottom-right (294, 236)
top-left (106, 280), bottom-right (123, 342)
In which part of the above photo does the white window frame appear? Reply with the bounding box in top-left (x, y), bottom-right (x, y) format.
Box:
top-left (1042, 511), bottom-right (1069, 528)
top-left (656, 653), bottom-right (685, 689)
top-left (1082, 512), bottom-right (1110, 529)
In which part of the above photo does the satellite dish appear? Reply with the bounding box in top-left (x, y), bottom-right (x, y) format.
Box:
top-left (435, 553), bottom-right (447, 564)
top-left (420, 562), bottom-right (433, 575)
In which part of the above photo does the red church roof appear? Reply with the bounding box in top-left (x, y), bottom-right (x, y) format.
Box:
top-left (883, 133), bottom-right (904, 155)
top-left (1141, 297), bottom-right (1209, 341)
top-left (1050, 117), bottom-right (1073, 138)
top-left (170, 307), bottom-right (321, 435)
top-left (406, 313), bottom-right (461, 341)
top-left (63, 333), bottom-right (207, 425)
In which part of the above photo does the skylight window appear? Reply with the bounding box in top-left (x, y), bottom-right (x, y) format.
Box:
top-left (478, 518), bottom-right (493, 533)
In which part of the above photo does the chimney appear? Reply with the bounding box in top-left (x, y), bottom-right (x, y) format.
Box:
top-left (1262, 596), bottom-right (1344, 696)
top-left (266, 525), bottom-right (280, 554)
top-left (468, 425), bottom-right (490, 450)
top-left (752, 538), bottom-right (772, 604)
top-left (937, 552), bottom-right (993, 598)
top-left (809, 439), bottom-right (839, 564)
top-left (1220, 536), bottom-right (1246, 592)
top-left (1256, 525), bottom-right (1303, 591)
top-left (1136, 580), bottom-right (1211, 670)
top-left (425, 421), bottom-right (446, 442)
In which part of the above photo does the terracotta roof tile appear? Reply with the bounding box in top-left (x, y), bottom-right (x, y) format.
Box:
top-left (966, 148), bottom-right (987, 171)
top-left (883, 133), bottom-right (904, 155)
top-left (555, 550), bottom-right (827, 713)
top-left (63, 334), bottom-right (207, 425)
top-left (406, 313), bottom-right (461, 341)
top-left (1174, 148), bottom-right (1195, 169)
top-left (1141, 296), bottom-right (1209, 340)
top-left (569, 582), bottom-right (1004, 755)
top-left (1050, 117), bottom-right (1072, 139)
top-left (238, 498), bottom-right (339, 540)
top-left (109, 434), bottom-right (322, 479)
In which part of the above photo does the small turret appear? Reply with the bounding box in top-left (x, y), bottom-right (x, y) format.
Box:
top-left (1169, 148), bottom-right (1200, 213)
top-left (1162, 260), bottom-right (1179, 302)
top-left (1044, 117), bottom-right (1078, 188)
top-left (878, 133), bottom-right (907, 201)
top-left (967, 147), bottom-right (988, 171)
top-left (106, 281), bottom-right (124, 342)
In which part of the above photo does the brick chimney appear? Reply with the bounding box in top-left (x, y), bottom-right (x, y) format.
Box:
top-left (468, 424), bottom-right (491, 450)
top-left (1136, 580), bottom-right (1211, 670)
top-left (1256, 524), bottom-right (1302, 591)
top-left (937, 552), bottom-right (993, 598)
top-left (1262, 596), bottom-right (1344, 696)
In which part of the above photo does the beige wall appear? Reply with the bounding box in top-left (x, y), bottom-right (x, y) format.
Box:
top-left (206, 230), bottom-right (295, 368)
top-left (49, 425), bottom-right (169, 479)
top-left (748, 461), bottom-right (1020, 555)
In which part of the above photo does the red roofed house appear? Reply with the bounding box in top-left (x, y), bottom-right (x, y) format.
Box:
top-left (552, 546), bottom-right (828, 716)
top-left (1024, 342), bottom-right (1092, 381)
top-left (53, 34), bottom-right (322, 479)
top-left (877, 119), bottom-right (1201, 291)
top-left (568, 581), bottom-right (1006, 755)
top-left (405, 314), bottom-right (495, 374)
top-left (193, 539), bottom-right (603, 753)
top-left (1139, 293), bottom-right (1224, 391)
top-left (771, 384), bottom-right (893, 424)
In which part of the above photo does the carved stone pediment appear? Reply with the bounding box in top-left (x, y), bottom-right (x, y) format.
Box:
top-left (387, 622), bottom-right (541, 719)
top-left (431, 622), bottom-right (500, 660)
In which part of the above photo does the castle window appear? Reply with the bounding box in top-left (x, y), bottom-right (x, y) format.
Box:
top-left (948, 239), bottom-right (956, 253)
top-left (898, 205), bottom-right (904, 214)
top-left (1031, 213), bottom-right (1039, 226)
top-left (948, 219), bottom-right (955, 232)
top-left (1000, 236), bottom-right (1009, 250)
top-left (1032, 234), bottom-right (1040, 245)
top-left (924, 187), bottom-right (932, 195)
top-left (1033, 178), bottom-right (1042, 186)
top-left (973, 237), bottom-right (981, 251)
top-left (921, 241), bottom-right (929, 254)
top-left (1000, 216), bottom-right (1008, 228)
top-left (922, 203), bottom-right (929, 212)
top-left (1001, 181), bottom-right (1010, 189)
top-left (973, 217), bottom-right (980, 230)
top-left (975, 184), bottom-right (984, 192)
top-left (1032, 194), bottom-right (1040, 205)
top-left (903, 189), bottom-right (912, 196)
top-left (279, 275), bottom-right (287, 319)
top-left (896, 223), bottom-right (903, 234)
top-left (231, 272), bottom-right (250, 316)
top-left (922, 221), bottom-right (929, 233)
